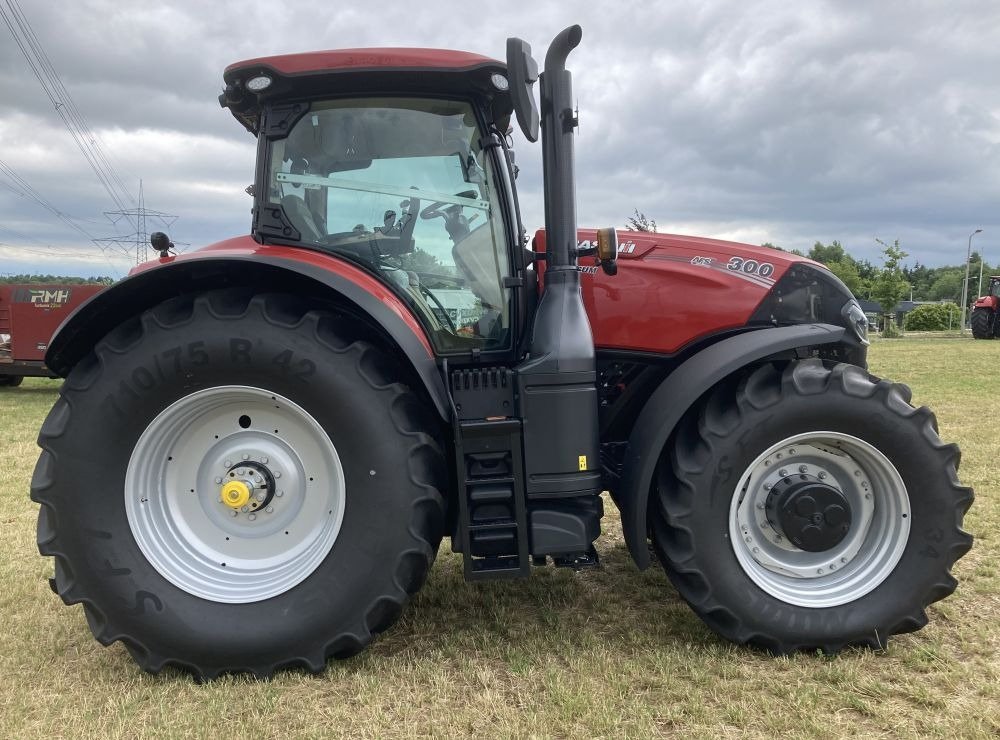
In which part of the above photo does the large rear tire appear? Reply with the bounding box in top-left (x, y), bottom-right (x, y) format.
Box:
top-left (0, 375), bottom-right (23, 387)
top-left (652, 360), bottom-right (973, 653)
top-left (970, 307), bottom-right (995, 339)
top-left (31, 290), bottom-right (445, 678)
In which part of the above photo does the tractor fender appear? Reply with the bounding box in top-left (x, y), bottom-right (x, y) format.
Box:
top-left (973, 295), bottom-right (998, 310)
top-left (45, 253), bottom-right (450, 420)
top-left (617, 322), bottom-right (847, 569)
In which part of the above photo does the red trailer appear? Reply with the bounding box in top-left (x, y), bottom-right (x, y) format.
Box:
top-left (0, 284), bottom-right (105, 386)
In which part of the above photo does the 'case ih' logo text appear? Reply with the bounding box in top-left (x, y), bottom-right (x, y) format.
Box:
top-left (14, 288), bottom-right (71, 309)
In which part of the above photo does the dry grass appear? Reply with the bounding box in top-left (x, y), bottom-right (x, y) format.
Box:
top-left (1, 338), bottom-right (998, 738)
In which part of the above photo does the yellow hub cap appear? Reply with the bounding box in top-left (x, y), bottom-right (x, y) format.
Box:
top-left (221, 480), bottom-right (251, 509)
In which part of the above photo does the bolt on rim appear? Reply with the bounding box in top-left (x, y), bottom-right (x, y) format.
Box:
top-left (125, 385), bottom-right (345, 603)
top-left (729, 431), bottom-right (910, 608)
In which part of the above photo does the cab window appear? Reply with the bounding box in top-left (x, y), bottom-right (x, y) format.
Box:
top-left (265, 98), bottom-right (512, 352)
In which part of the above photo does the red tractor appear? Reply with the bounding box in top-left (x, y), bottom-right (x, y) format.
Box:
top-left (32, 27), bottom-right (973, 679)
top-left (971, 276), bottom-right (1000, 339)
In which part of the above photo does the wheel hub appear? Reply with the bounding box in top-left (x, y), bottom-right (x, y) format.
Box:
top-left (766, 474), bottom-right (852, 552)
top-left (221, 460), bottom-right (276, 514)
top-left (220, 480), bottom-right (252, 509)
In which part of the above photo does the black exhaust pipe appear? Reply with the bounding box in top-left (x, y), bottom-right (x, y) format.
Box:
top-left (539, 24), bottom-right (582, 272)
top-left (511, 25), bottom-right (601, 507)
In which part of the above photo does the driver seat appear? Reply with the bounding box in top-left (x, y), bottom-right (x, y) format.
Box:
top-left (451, 224), bottom-right (506, 319)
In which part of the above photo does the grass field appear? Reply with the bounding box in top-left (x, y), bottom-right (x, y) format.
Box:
top-left (1, 338), bottom-right (998, 738)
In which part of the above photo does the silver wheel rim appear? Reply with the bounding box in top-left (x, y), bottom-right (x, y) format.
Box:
top-left (729, 431), bottom-right (910, 608)
top-left (125, 386), bottom-right (345, 603)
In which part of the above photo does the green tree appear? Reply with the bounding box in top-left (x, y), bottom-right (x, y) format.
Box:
top-left (396, 248), bottom-right (443, 274)
top-left (808, 240), bottom-right (847, 265)
top-left (826, 258), bottom-right (863, 296)
top-left (871, 238), bottom-right (909, 333)
top-left (904, 302), bottom-right (961, 331)
top-left (625, 209), bottom-right (657, 233)
top-left (927, 269), bottom-right (964, 302)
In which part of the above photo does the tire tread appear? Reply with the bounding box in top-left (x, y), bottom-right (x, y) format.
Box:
top-left (653, 359), bottom-right (973, 654)
top-left (31, 289), bottom-right (445, 679)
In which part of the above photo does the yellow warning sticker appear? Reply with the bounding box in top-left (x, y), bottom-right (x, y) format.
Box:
top-left (578, 455), bottom-right (587, 471)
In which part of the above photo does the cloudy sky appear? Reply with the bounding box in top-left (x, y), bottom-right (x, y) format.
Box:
top-left (1, 0), bottom-right (998, 278)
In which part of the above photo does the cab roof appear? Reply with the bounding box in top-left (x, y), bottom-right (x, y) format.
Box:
top-left (221, 48), bottom-right (511, 135)
top-left (225, 48), bottom-right (503, 77)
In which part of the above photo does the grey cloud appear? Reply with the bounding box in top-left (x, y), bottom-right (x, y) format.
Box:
top-left (1, 0), bottom-right (999, 276)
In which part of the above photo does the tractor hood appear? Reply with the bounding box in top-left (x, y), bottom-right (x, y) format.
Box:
top-left (534, 229), bottom-right (861, 355)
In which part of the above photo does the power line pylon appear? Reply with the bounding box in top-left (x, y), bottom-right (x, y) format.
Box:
top-left (94, 181), bottom-right (178, 264)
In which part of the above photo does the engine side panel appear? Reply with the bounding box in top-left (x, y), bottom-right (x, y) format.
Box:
top-left (535, 229), bottom-right (822, 354)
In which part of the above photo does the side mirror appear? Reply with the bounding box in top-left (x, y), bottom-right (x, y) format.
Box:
top-left (596, 227), bottom-right (618, 276)
top-left (505, 38), bottom-right (539, 142)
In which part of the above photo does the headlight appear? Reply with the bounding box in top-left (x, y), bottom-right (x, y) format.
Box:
top-left (842, 299), bottom-right (870, 346)
top-left (750, 263), bottom-right (857, 328)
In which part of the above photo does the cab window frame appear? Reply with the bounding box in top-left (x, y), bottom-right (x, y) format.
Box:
top-left (255, 93), bottom-right (522, 361)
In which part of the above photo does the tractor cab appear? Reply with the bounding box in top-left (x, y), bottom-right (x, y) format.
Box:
top-left (221, 51), bottom-right (526, 359)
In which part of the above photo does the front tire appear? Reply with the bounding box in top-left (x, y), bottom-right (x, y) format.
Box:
top-left (31, 290), bottom-right (445, 678)
top-left (652, 360), bottom-right (973, 653)
top-left (0, 375), bottom-right (23, 387)
top-left (970, 307), bottom-right (994, 339)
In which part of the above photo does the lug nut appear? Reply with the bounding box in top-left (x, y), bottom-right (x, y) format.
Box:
top-left (276, 490), bottom-right (284, 498)
top-left (779, 469), bottom-right (788, 477)
top-left (274, 471), bottom-right (281, 478)
top-left (818, 472), bottom-right (827, 480)
top-left (799, 465), bottom-right (808, 474)
top-left (224, 460), bottom-right (232, 468)
top-left (261, 456), bottom-right (269, 464)
top-left (242, 454), bottom-right (249, 461)
top-left (230, 510), bottom-right (238, 517)
top-left (214, 477), bottom-right (223, 484)
top-left (241, 505), bottom-right (248, 512)
top-left (248, 513), bottom-right (257, 521)
top-left (265, 506), bottom-right (274, 513)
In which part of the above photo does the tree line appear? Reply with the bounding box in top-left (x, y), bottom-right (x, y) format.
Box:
top-left (770, 239), bottom-right (994, 308)
top-left (0, 274), bottom-right (115, 285)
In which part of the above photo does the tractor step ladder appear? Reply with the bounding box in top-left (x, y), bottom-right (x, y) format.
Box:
top-left (454, 418), bottom-right (531, 579)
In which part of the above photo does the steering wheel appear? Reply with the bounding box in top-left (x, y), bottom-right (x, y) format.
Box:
top-left (419, 201), bottom-right (453, 220)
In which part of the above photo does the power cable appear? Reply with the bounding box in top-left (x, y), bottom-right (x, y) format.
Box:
top-left (1, 0), bottom-right (134, 211)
